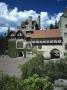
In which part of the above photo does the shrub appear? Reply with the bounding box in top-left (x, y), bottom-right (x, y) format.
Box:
top-left (0, 74), bottom-right (19, 90)
top-left (44, 60), bottom-right (67, 82)
top-left (20, 54), bottom-right (44, 79)
top-left (0, 73), bottom-right (53, 90)
top-left (19, 74), bottom-right (53, 90)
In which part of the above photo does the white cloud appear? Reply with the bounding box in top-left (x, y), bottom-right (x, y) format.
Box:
top-left (0, 2), bottom-right (63, 32)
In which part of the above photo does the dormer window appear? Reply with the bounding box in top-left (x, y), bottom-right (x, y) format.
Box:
top-left (65, 24), bottom-right (67, 28)
top-left (8, 31), bottom-right (15, 38)
top-left (17, 33), bottom-right (22, 36)
top-left (10, 34), bottom-right (15, 37)
top-left (16, 30), bottom-right (25, 39)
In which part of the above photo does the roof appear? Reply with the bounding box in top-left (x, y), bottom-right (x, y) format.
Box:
top-left (8, 31), bottom-right (16, 36)
top-left (16, 30), bottom-right (25, 37)
top-left (31, 29), bottom-right (62, 39)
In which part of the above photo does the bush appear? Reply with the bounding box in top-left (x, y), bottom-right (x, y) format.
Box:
top-left (19, 74), bottom-right (53, 90)
top-left (20, 54), bottom-right (44, 79)
top-left (0, 74), bottom-right (19, 90)
top-left (20, 54), bottom-right (67, 82)
top-left (0, 73), bottom-right (53, 90)
top-left (44, 60), bottom-right (67, 82)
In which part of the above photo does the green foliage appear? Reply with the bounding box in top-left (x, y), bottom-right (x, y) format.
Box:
top-left (32, 46), bottom-right (37, 55)
top-left (20, 54), bottom-right (67, 82)
top-left (20, 54), bottom-right (44, 79)
top-left (19, 74), bottom-right (53, 90)
top-left (44, 60), bottom-right (67, 82)
top-left (0, 35), bottom-right (8, 55)
top-left (0, 74), bottom-right (19, 90)
top-left (0, 74), bottom-right (53, 90)
top-left (8, 40), bottom-right (16, 57)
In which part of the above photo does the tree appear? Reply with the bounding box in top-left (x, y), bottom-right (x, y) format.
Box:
top-left (49, 24), bottom-right (54, 29)
top-left (55, 20), bottom-right (59, 29)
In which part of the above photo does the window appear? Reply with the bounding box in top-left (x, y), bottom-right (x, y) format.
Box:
top-left (64, 33), bottom-right (67, 37)
top-left (50, 40), bottom-right (53, 43)
top-left (38, 45), bottom-right (42, 49)
top-left (17, 33), bottom-right (22, 36)
top-left (58, 40), bottom-right (61, 43)
top-left (46, 40), bottom-right (49, 43)
top-left (43, 40), bottom-right (46, 43)
top-left (26, 43), bottom-right (31, 48)
top-left (16, 41), bottom-right (23, 48)
top-left (10, 34), bottom-right (15, 37)
top-left (65, 24), bottom-right (67, 28)
top-left (54, 40), bottom-right (57, 43)
top-left (32, 40), bottom-right (35, 43)
top-left (65, 43), bottom-right (67, 50)
top-left (39, 40), bottom-right (42, 43)
top-left (36, 40), bottom-right (39, 43)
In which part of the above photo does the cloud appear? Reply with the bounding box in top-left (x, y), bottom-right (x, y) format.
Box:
top-left (0, 2), bottom-right (63, 32)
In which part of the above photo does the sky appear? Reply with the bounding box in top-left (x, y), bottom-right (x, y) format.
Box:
top-left (0, 0), bottom-right (67, 33)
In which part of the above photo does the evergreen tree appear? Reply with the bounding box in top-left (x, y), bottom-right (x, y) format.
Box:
top-left (55, 20), bottom-right (59, 29)
top-left (49, 24), bottom-right (54, 29)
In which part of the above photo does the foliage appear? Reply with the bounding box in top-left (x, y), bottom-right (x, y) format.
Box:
top-left (49, 24), bottom-right (55, 29)
top-left (32, 46), bottom-right (37, 55)
top-left (20, 55), bottom-right (67, 82)
top-left (0, 74), bottom-right (19, 90)
top-left (19, 74), bottom-right (53, 90)
top-left (0, 35), bottom-right (8, 55)
top-left (0, 73), bottom-right (53, 90)
top-left (8, 40), bottom-right (16, 57)
top-left (20, 54), bottom-right (44, 79)
top-left (44, 60), bottom-right (67, 82)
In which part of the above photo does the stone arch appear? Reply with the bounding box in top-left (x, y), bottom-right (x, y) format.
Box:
top-left (50, 48), bottom-right (60, 59)
top-left (17, 51), bottom-right (24, 57)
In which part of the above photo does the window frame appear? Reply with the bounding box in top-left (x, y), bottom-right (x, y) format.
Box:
top-left (38, 45), bottom-right (42, 49)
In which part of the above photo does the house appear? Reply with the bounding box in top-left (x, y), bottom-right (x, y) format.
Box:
top-left (8, 9), bottom-right (67, 59)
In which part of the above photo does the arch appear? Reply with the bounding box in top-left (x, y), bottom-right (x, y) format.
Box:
top-left (17, 51), bottom-right (23, 57)
top-left (50, 48), bottom-right (60, 59)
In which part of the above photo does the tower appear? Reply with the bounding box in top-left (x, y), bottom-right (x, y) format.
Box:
top-left (37, 15), bottom-right (41, 30)
top-left (28, 16), bottom-right (32, 31)
top-left (59, 8), bottom-right (67, 56)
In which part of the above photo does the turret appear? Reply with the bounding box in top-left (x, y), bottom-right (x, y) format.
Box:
top-left (28, 16), bottom-right (32, 31)
top-left (37, 15), bottom-right (41, 30)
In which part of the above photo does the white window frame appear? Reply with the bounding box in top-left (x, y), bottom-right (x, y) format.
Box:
top-left (16, 39), bottom-right (23, 49)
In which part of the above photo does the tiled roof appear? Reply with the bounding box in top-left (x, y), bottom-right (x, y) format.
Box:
top-left (31, 29), bottom-right (62, 38)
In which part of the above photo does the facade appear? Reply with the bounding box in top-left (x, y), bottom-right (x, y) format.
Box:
top-left (8, 9), bottom-right (67, 59)
top-left (59, 8), bottom-right (67, 56)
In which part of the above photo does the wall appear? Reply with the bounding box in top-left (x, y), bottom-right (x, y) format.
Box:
top-left (37, 45), bottom-right (63, 58)
top-left (8, 39), bottom-right (16, 57)
top-left (60, 16), bottom-right (67, 54)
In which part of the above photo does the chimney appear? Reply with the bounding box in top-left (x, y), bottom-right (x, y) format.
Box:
top-left (37, 15), bottom-right (40, 30)
top-left (64, 7), bottom-right (67, 16)
top-left (28, 16), bottom-right (32, 31)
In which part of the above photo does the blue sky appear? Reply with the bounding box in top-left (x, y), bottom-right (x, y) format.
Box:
top-left (0, 0), bottom-right (67, 13)
top-left (0, 0), bottom-right (67, 32)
